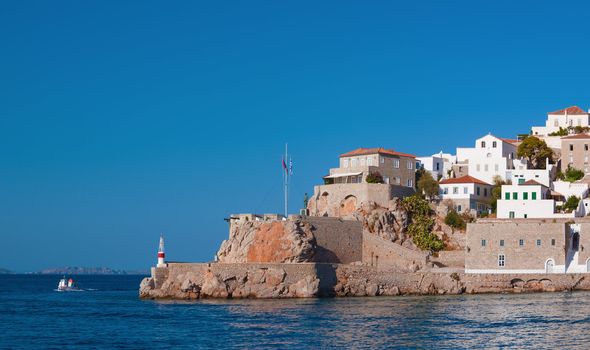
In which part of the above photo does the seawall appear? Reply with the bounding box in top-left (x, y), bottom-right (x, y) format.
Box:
top-left (139, 262), bottom-right (590, 299)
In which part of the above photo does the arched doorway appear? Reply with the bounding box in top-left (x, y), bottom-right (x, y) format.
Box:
top-left (339, 195), bottom-right (358, 217)
top-left (545, 259), bottom-right (555, 273)
top-left (317, 192), bottom-right (329, 216)
top-left (573, 232), bottom-right (580, 251)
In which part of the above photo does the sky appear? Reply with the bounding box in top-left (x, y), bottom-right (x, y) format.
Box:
top-left (1, 1), bottom-right (590, 272)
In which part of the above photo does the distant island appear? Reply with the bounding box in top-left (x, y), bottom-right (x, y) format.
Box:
top-left (31, 267), bottom-right (148, 275)
top-left (0, 268), bottom-right (13, 274)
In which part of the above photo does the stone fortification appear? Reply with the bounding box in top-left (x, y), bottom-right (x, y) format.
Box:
top-left (140, 262), bottom-right (590, 299)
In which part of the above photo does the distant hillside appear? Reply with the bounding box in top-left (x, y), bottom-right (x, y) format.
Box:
top-left (32, 267), bottom-right (148, 275)
top-left (0, 268), bottom-right (13, 274)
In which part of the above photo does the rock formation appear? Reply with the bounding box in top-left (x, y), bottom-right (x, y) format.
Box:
top-left (216, 219), bottom-right (316, 263)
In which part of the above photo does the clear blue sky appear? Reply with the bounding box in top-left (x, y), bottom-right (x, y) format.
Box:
top-left (1, 1), bottom-right (589, 272)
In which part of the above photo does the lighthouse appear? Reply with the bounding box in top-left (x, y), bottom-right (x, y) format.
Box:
top-left (157, 234), bottom-right (166, 267)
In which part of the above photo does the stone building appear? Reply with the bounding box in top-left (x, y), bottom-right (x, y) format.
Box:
top-left (561, 133), bottom-right (590, 174)
top-left (466, 219), bottom-right (590, 274)
top-left (307, 148), bottom-right (416, 217)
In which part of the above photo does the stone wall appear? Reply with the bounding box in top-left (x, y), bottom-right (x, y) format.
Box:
top-left (362, 232), bottom-right (429, 271)
top-left (140, 262), bottom-right (590, 299)
top-left (466, 220), bottom-right (567, 272)
top-left (308, 183), bottom-right (414, 217)
top-left (305, 217), bottom-right (363, 264)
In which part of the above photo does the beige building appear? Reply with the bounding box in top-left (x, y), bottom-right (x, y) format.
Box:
top-left (466, 219), bottom-right (590, 274)
top-left (561, 133), bottom-right (590, 173)
top-left (308, 147), bottom-right (416, 217)
top-left (326, 148), bottom-right (417, 188)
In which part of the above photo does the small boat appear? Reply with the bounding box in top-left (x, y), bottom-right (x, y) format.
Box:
top-left (56, 277), bottom-right (82, 292)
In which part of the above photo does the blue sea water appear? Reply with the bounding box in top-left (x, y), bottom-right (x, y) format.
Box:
top-left (1, 274), bottom-right (590, 349)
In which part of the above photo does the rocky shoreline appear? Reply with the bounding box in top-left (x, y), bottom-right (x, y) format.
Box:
top-left (139, 262), bottom-right (590, 300)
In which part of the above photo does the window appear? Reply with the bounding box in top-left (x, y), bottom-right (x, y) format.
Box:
top-left (500, 239), bottom-right (505, 247)
top-left (498, 254), bottom-right (505, 267)
top-left (570, 144), bottom-right (574, 151)
top-left (443, 187), bottom-right (448, 194)
top-left (518, 178), bottom-right (525, 184)
top-left (477, 187), bottom-right (481, 196)
top-left (484, 164), bottom-right (489, 171)
top-left (407, 179), bottom-right (413, 187)
top-left (509, 211), bottom-right (515, 218)
top-left (554, 120), bottom-right (559, 127)
top-left (551, 239), bottom-right (556, 246)
top-left (476, 164), bottom-right (481, 171)
top-left (343, 159), bottom-right (349, 168)
top-left (407, 161), bottom-right (413, 170)
top-left (352, 158), bottom-right (357, 167)
top-left (537, 239), bottom-right (541, 246)
top-left (519, 239), bottom-right (524, 246)
top-left (453, 187), bottom-right (459, 194)
top-left (380, 157), bottom-right (384, 164)
top-left (481, 239), bottom-right (487, 247)
top-left (436, 163), bottom-right (440, 171)
top-left (523, 192), bottom-right (528, 200)
top-left (586, 144), bottom-right (589, 151)
top-left (360, 158), bottom-right (366, 166)
top-left (495, 164), bottom-right (499, 172)
top-left (464, 187), bottom-right (468, 194)
top-left (393, 159), bottom-right (400, 168)
top-left (493, 141), bottom-right (497, 148)
top-left (512, 192), bottom-right (518, 200)
top-left (532, 192), bottom-right (537, 200)
top-left (457, 205), bottom-right (462, 212)
top-left (367, 157), bottom-right (373, 166)
top-left (505, 192), bottom-right (510, 200)
top-left (484, 188), bottom-right (488, 196)
top-left (481, 141), bottom-right (486, 148)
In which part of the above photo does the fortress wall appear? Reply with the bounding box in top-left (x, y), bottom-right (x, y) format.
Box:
top-left (141, 262), bottom-right (590, 299)
top-left (305, 217), bottom-right (363, 264)
top-left (362, 233), bottom-right (429, 271)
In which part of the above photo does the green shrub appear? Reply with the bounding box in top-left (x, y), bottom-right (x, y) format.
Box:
top-left (563, 196), bottom-right (581, 213)
top-left (444, 209), bottom-right (466, 230)
top-left (548, 127), bottom-right (569, 136)
top-left (366, 171), bottom-right (384, 184)
top-left (564, 167), bottom-right (584, 183)
top-left (403, 195), bottom-right (444, 252)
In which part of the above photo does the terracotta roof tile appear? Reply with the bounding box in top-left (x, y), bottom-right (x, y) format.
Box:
top-left (561, 133), bottom-right (590, 140)
top-left (340, 147), bottom-right (416, 158)
top-left (439, 175), bottom-right (491, 186)
top-left (549, 106), bottom-right (587, 115)
top-left (520, 179), bottom-right (546, 187)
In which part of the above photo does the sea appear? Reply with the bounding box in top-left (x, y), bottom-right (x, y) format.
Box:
top-left (1, 274), bottom-right (590, 349)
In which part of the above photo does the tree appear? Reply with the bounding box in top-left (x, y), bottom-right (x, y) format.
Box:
top-left (417, 170), bottom-right (439, 200)
top-left (563, 196), bottom-right (581, 212)
top-left (402, 195), bottom-right (444, 252)
top-left (444, 209), bottom-right (466, 230)
top-left (563, 166), bottom-right (584, 183)
top-left (517, 136), bottom-right (554, 169)
top-left (490, 175), bottom-right (509, 213)
top-left (366, 171), bottom-right (384, 184)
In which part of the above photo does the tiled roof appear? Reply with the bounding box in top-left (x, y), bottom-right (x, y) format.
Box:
top-left (561, 133), bottom-right (590, 140)
top-left (549, 106), bottom-right (587, 115)
top-left (340, 147), bottom-right (416, 158)
top-left (500, 138), bottom-right (519, 144)
top-left (520, 179), bottom-right (547, 187)
top-left (439, 175), bottom-right (490, 186)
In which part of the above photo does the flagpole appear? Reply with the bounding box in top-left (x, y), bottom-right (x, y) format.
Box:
top-left (284, 143), bottom-right (288, 217)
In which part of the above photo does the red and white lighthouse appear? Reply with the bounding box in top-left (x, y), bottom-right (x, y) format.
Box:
top-left (157, 234), bottom-right (166, 267)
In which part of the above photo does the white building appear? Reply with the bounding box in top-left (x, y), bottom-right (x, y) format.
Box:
top-left (552, 181), bottom-right (589, 201)
top-left (417, 152), bottom-right (453, 180)
top-left (438, 175), bottom-right (493, 214)
top-left (456, 134), bottom-right (518, 184)
top-left (531, 106), bottom-right (590, 136)
top-left (497, 180), bottom-right (585, 219)
top-left (510, 158), bottom-right (554, 188)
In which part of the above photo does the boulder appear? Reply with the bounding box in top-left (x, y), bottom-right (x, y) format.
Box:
top-left (200, 271), bottom-right (229, 298)
top-left (289, 276), bottom-right (319, 298)
top-left (216, 219), bottom-right (317, 263)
